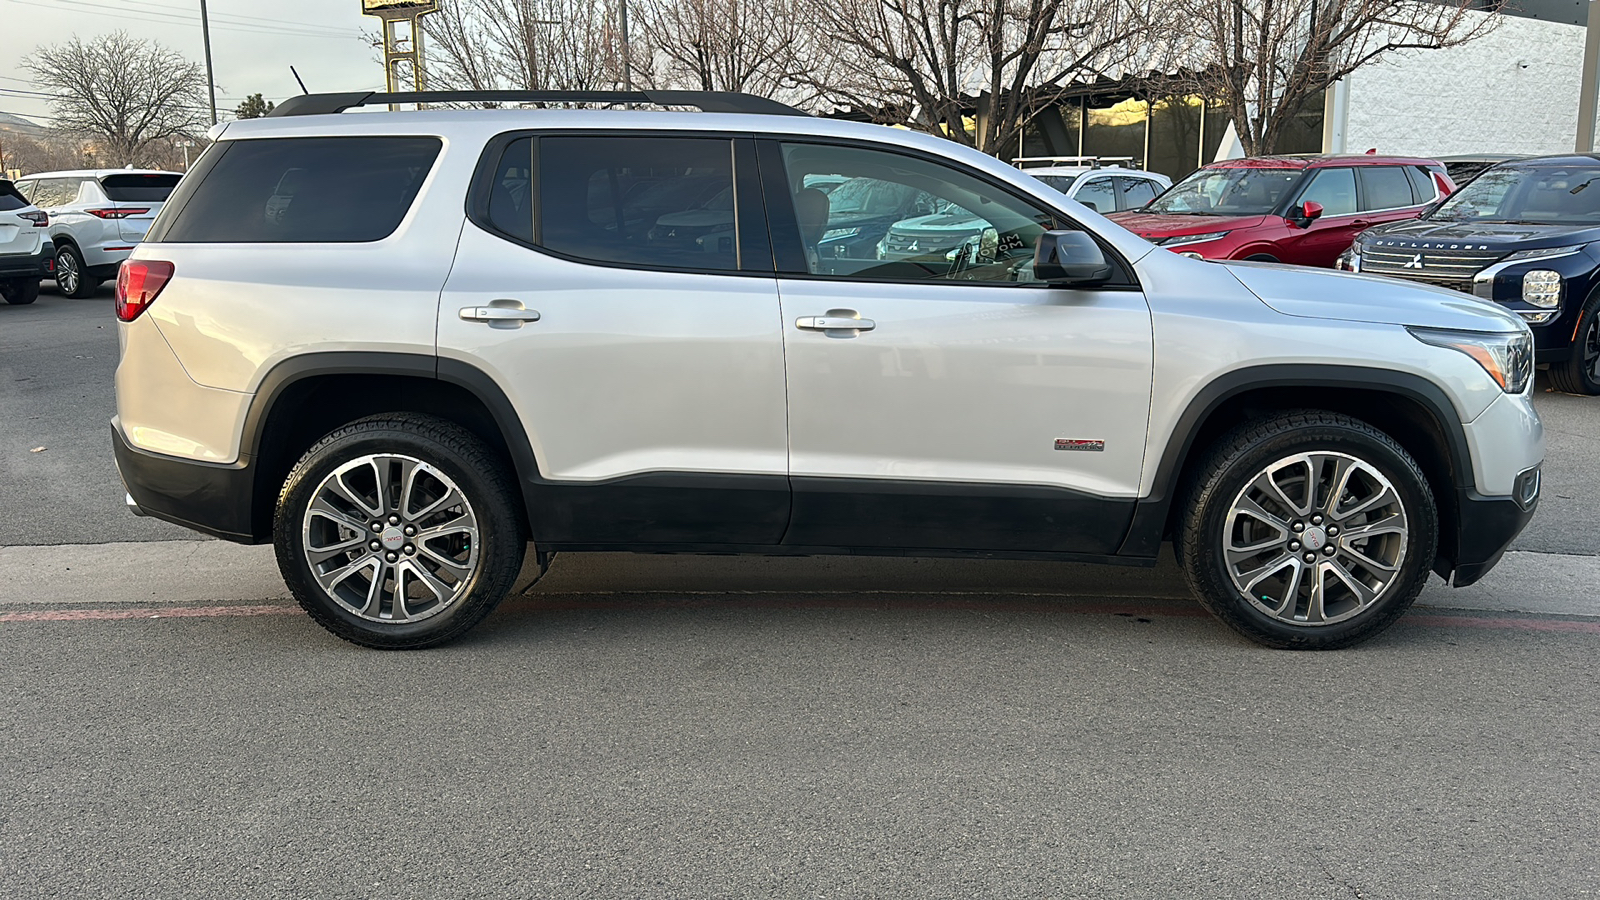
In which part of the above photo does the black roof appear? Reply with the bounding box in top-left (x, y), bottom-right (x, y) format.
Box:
top-left (267, 90), bottom-right (808, 118)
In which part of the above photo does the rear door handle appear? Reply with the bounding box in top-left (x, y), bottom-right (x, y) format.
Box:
top-left (796, 309), bottom-right (875, 334)
top-left (459, 305), bottom-right (541, 323)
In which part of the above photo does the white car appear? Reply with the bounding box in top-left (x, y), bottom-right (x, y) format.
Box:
top-left (0, 179), bottom-right (52, 305)
top-left (14, 169), bottom-right (182, 298)
top-left (1012, 156), bottom-right (1172, 213)
top-left (113, 90), bottom-right (1541, 651)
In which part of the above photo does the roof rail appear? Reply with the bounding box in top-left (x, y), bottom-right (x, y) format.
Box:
top-left (1012, 155), bottom-right (1136, 170)
top-left (267, 90), bottom-right (809, 118)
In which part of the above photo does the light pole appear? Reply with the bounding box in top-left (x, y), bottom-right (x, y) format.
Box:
top-left (199, 0), bottom-right (218, 124)
top-left (619, 0), bottom-right (632, 90)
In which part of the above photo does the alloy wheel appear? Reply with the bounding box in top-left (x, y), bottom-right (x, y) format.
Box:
top-left (300, 453), bottom-right (480, 624)
top-left (56, 249), bottom-right (78, 295)
top-left (1222, 451), bottom-right (1409, 626)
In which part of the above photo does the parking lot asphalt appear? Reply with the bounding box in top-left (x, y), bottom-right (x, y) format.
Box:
top-left (4, 280), bottom-right (1599, 899)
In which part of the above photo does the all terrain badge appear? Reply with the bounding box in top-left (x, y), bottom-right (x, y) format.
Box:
top-left (1055, 439), bottom-right (1105, 452)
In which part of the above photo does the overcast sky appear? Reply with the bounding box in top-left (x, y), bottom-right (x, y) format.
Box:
top-left (0, 0), bottom-right (388, 124)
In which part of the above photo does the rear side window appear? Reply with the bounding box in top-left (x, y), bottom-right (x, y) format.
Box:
top-left (1074, 177), bottom-right (1116, 213)
top-left (159, 136), bottom-right (441, 243)
top-left (1358, 166), bottom-right (1416, 210)
top-left (101, 173), bottom-right (181, 202)
top-left (1405, 166), bottom-right (1437, 201)
top-left (536, 135), bottom-right (739, 271)
top-left (0, 182), bottom-right (27, 211)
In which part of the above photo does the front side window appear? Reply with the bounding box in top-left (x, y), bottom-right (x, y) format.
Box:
top-left (1298, 167), bottom-right (1358, 217)
top-left (159, 136), bottom-right (441, 243)
top-left (30, 178), bottom-right (79, 209)
top-left (537, 135), bottom-right (739, 272)
top-left (1074, 177), bottom-right (1117, 213)
top-left (1357, 166), bottom-right (1416, 211)
top-left (775, 142), bottom-right (1062, 284)
top-left (1117, 177), bottom-right (1159, 210)
top-left (1145, 165), bottom-right (1303, 216)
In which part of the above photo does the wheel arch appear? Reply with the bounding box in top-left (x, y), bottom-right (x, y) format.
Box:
top-left (242, 353), bottom-right (538, 541)
top-left (1119, 365), bottom-right (1471, 574)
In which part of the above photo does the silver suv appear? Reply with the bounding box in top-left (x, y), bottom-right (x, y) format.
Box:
top-left (113, 90), bottom-right (1544, 650)
top-left (15, 168), bottom-right (182, 298)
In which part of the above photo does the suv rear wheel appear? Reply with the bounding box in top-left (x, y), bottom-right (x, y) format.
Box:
top-left (1177, 411), bottom-right (1437, 649)
top-left (54, 244), bottom-right (100, 299)
top-left (274, 414), bottom-right (530, 649)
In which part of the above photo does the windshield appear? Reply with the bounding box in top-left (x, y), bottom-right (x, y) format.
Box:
top-left (1144, 166), bottom-right (1303, 215)
top-left (1429, 164), bottom-right (1600, 225)
top-left (1036, 174), bottom-right (1078, 192)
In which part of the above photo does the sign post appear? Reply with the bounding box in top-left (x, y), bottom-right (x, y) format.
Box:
top-left (361, 0), bottom-right (440, 99)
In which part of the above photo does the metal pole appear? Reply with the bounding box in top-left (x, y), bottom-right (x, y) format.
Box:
top-left (619, 0), bottom-right (632, 90)
top-left (199, 0), bottom-right (218, 124)
top-left (1579, 0), bottom-right (1600, 152)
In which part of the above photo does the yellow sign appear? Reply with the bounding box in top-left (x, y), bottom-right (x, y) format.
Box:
top-left (361, 0), bottom-right (437, 12)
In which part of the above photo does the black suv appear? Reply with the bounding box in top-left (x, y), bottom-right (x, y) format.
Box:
top-left (1343, 155), bottom-right (1600, 393)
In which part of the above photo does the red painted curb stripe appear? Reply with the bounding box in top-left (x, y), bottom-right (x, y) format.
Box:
top-left (0, 604), bottom-right (298, 623)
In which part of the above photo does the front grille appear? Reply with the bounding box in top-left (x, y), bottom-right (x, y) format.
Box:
top-left (1360, 245), bottom-right (1505, 288)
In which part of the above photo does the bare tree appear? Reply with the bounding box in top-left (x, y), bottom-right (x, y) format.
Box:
top-left (423, 0), bottom-right (622, 94)
top-left (1178, 0), bottom-right (1498, 155)
top-left (808, 0), bottom-right (1171, 156)
top-left (27, 32), bottom-right (209, 166)
top-left (631, 0), bottom-right (814, 98)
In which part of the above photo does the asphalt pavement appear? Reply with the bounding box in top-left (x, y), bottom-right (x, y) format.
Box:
top-left (3, 283), bottom-right (1599, 898)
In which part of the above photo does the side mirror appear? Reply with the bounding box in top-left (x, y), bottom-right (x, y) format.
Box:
top-left (1033, 230), bottom-right (1113, 286)
top-left (1295, 200), bottom-right (1324, 226)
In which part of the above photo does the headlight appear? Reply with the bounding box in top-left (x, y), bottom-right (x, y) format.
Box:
top-left (822, 227), bottom-right (861, 241)
top-left (1522, 270), bottom-right (1561, 307)
top-left (1504, 245), bottom-right (1585, 262)
top-left (1155, 231), bottom-right (1230, 247)
top-left (1408, 327), bottom-right (1533, 393)
top-left (1336, 248), bottom-right (1361, 272)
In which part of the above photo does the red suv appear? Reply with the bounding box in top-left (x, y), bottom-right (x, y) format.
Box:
top-left (1108, 155), bottom-right (1454, 267)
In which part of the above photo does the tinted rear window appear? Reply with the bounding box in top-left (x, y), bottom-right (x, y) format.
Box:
top-left (0, 182), bottom-right (27, 211)
top-left (159, 137), bottom-right (441, 243)
top-left (101, 173), bottom-right (181, 202)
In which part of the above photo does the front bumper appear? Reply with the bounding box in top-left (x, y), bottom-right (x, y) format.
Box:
top-left (113, 424), bottom-right (262, 544)
top-left (1444, 482), bottom-right (1538, 586)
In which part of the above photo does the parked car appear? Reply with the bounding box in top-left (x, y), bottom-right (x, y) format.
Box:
top-left (1108, 155), bottom-right (1454, 267)
top-left (13, 169), bottom-right (182, 298)
top-left (1339, 154), bottom-right (1600, 393)
top-left (0, 179), bottom-right (53, 305)
top-left (1012, 156), bottom-right (1174, 214)
top-left (115, 90), bottom-right (1541, 652)
top-left (1435, 154), bottom-right (1526, 187)
top-left (876, 158), bottom-right (1174, 265)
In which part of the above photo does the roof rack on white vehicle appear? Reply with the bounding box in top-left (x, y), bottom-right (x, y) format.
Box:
top-left (267, 90), bottom-right (810, 118)
top-left (1012, 156), bottom-right (1136, 169)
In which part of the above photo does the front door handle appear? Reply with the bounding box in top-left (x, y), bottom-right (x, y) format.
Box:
top-left (459, 305), bottom-right (541, 323)
top-left (796, 309), bottom-right (875, 335)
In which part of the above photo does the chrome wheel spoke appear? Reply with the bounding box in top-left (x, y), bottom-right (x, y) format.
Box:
top-left (1338, 511), bottom-right (1407, 543)
top-left (1334, 483), bottom-right (1396, 522)
top-left (1237, 552), bottom-right (1296, 594)
top-left (328, 468), bottom-right (383, 519)
top-left (400, 558), bottom-right (454, 603)
top-left (1253, 461), bottom-right (1312, 518)
top-left (1340, 541), bottom-right (1400, 575)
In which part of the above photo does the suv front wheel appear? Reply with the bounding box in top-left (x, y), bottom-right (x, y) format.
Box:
top-left (274, 414), bottom-right (530, 649)
top-left (1178, 411), bottom-right (1437, 649)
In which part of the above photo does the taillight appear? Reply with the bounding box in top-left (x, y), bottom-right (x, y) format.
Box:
top-left (19, 210), bottom-right (47, 226)
top-left (87, 208), bottom-right (150, 219)
top-left (115, 260), bottom-right (174, 322)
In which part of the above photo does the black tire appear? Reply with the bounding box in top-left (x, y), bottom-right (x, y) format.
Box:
top-left (0, 277), bottom-right (40, 305)
top-left (1548, 290), bottom-right (1600, 395)
top-left (273, 414), bottom-right (530, 649)
top-left (1242, 253), bottom-right (1280, 263)
top-left (54, 243), bottom-right (101, 299)
top-left (1177, 411), bottom-right (1437, 650)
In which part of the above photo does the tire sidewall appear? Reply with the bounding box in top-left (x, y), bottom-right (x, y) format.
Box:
top-left (274, 425), bottom-right (523, 647)
top-left (1188, 422), bottom-right (1437, 649)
